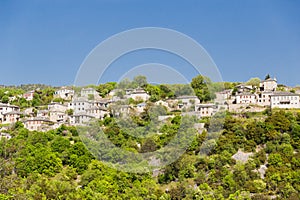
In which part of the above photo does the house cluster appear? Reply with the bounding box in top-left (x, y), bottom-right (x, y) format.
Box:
top-left (1, 77), bottom-right (299, 132)
top-left (0, 103), bottom-right (22, 124)
top-left (216, 77), bottom-right (300, 110)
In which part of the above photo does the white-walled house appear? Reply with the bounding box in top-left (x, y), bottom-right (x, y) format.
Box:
top-left (48, 102), bottom-right (68, 112)
top-left (235, 85), bottom-right (253, 94)
top-left (215, 90), bottom-right (232, 102)
top-left (270, 92), bottom-right (300, 109)
top-left (195, 104), bottom-right (215, 117)
top-left (54, 88), bottom-right (74, 100)
top-left (91, 99), bottom-right (111, 108)
top-left (110, 105), bottom-right (132, 117)
top-left (1, 111), bottom-right (22, 124)
top-left (69, 114), bottom-right (95, 125)
top-left (176, 96), bottom-right (200, 110)
top-left (68, 97), bottom-right (113, 124)
top-left (69, 97), bottom-right (91, 114)
top-left (235, 93), bottom-right (257, 104)
top-left (23, 117), bottom-right (54, 131)
top-left (86, 106), bottom-right (109, 119)
top-left (49, 110), bottom-right (68, 123)
top-left (257, 91), bottom-right (273, 106)
top-left (37, 110), bottom-right (49, 118)
top-left (81, 88), bottom-right (98, 98)
top-left (0, 103), bottom-right (20, 113)
top-left (128, 88), bottom-right (150, 101)
top-left (259, 78), bottom-right (277, 92)
top-left (0, 103), bottom-right (20, 124)
top-left (23, 90), bottom-right (35, 101)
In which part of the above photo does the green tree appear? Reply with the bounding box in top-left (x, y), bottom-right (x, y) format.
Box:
top-left (1, 95), bottom-right (9, 103)
top-left (246, 77), bottom-right (261, 87)
top-left (191, 75), bottom-right (214, 102)
top-left (133, 75), bottom-right (147, 88)
top-left (97, 82), bottom-right (116, 97)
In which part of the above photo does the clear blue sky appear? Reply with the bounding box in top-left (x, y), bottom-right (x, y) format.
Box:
top-left (0, 0), bottom-right (300, 86)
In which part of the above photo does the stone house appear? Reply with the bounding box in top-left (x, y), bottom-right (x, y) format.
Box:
top-left (195, 104), bottom-right (216, 117)
top-left (235, 85), bottom-right (253, 94)
top-left (23, 117), bottom-right (54, 131)
top-left (128, 88), bottom-right (150, 101)
top-left (68, 97), bottom-right (91, 114)
top-left (49, 110), bottom-right (68, 123)
top-left (86, 106), bottom-right (109, 119)
top-left (80, 88), bottom-right (99, 99)
top-left (23, 90), bottom-right (35, 101)
top-left (0, 103), bottom-right (20, 123)
top-left (257, 91), bottom-right (274, 106)
top-left (176, 96), bottom-right (200, 110)
top-left (2, 111), bottom-right (22, 124)
top-left (91, 99), bottom-right (111, 108)
top-left (54, 88), bottom-right (74, 100)
top-left (215, 89), bottom-right (232, 102)
top-left (270, 92), bottom-right (300, 109)
top-left (37, 110), bottom-right (49, 118)
top-left (69, 114), bottom-right (95, 125)
top-left (259, 78), bottom-right (277, 92)
top-left (48, 102), bottom-right (68, 112)
top-left (235, 93), bottom-right (257, 104)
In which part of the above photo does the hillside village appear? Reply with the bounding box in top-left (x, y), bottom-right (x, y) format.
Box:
top-left (0, 76), bottom-right (300, 134)
top-left (1, 76), bottom-right (300, 199)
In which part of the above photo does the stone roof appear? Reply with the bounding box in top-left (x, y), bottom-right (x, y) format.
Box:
top-left (3, 111), bottom-right (23, 115)
top-left (0, 103), bottom-right (19, 108)
top-left (196, 104), bottom-right (215, 108)
top-left (71, 114), bottom-right (95, 118)
top-left (176, 95), bottom-right (198, 99)
top-left (23, 117), bottom-right (52, 123)
top-left (48, 102), bottom-right (67, 106)
top-left (236, 92), bottom-right (256, 96)
top-left (86, 106), bottom-right (108, 111)
top-left (270, 92), bottom-right (299, 96)
top-left (72, 97), bottom-right (89, 102)
top-left (261, 78), bottom-right (277, 82)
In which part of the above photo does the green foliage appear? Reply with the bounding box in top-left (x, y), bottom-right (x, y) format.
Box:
top-left (133, 75), bottom-right (148, 88)
top-left (1, 95), bottom-right (9, 103)
top-left (16, 145), bottom-right (63, 177)
top-left (97, 82), bottom-right (116, 97)
top-left (0, 103), bottom-right (300, 199)
top-left (246, 77), bottom-right (261, 87)
top-left (191, 75), bottom-right (215, 102)
top-left (265, 74), bottom-right (271, 80)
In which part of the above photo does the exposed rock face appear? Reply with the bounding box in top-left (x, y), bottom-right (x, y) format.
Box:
top-left (231, 149), bottom-right (253, 164)
top-left (258, 165), bottom-right (267, 179)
